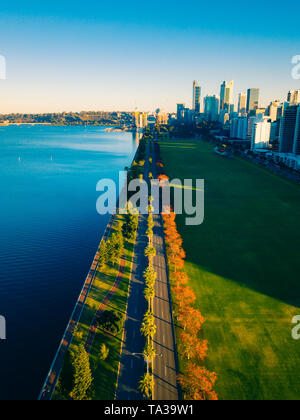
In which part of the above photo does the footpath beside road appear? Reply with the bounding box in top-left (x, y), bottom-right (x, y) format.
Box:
top-left (38, 216), bottom-right (115, 401)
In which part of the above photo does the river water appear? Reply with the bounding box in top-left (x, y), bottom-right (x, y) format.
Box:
top-left (0, 125), bottom-right (139, 400)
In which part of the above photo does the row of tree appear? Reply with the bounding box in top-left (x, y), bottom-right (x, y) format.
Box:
top-left (139, 140), bottom-right (157, 399)
top-left (57, 211), bottom-right (140, 400)
top-left (162, 210), bottom-right (218, 400)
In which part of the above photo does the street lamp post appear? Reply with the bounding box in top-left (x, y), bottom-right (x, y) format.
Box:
top-left (132, 352), bottom-right (163, 374)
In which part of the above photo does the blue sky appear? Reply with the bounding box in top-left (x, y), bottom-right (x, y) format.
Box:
top-left (0, 0), bottom-right (299, 113)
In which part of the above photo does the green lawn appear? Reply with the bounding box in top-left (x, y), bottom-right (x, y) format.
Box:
top-left (159, 137), bottom-right (300, 400)
top-left (54, 214), bottom-right (136, 400)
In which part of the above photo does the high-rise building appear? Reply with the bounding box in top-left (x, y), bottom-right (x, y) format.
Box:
top-left (292, 106), bottom-right (300, 155)
top-left (220, 80), bottom-right (234, 112)
top-left (204, 95), bottom-right (219, 121)
top-left (287, 90), bottom-right (300, 105)
top-left (267, 100), bottom-right (281, 121)
top-left (238, 93), bottom-right (247, 115)
top-left (247, 116), bottom-right (257, 139)
top-left (246, 88), bottom-right (260, 114)
top-left (251, 115), bottom-right (271, 150)
top-left (279, 105), bottom-right (299, 153)
top-left (193, 81), bottom-right (201, 113)
top-left (177, 103), bottom-right (185, 121)
top-left (230, 117), bottom-right (248, 139)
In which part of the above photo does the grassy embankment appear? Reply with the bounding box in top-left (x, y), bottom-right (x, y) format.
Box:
top-left (54, 214), bottom-right (136, 400)
top-left (158, 137), bottom-right (300, 400)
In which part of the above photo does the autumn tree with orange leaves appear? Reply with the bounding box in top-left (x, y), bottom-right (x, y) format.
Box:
top-left (161, 206), bottom-right (218, 400)
top-left (179, 363), bottom-right (218, 401)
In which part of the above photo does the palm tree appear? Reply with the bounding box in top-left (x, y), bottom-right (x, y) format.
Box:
top-left (143, 267), bottom-right (157, 285)
top-left (139, 373), bottom-right (153, 399)
top-left (146, 228), bottom-right (153, 245)
top-left (143, 311), bottom-right (155, 325)
top-left (141, 322), bottom-right (157, 344)
top-left (145, 245), bottom-right (156, 263)
top-left (143, 344), bottom-right (156, 373)
top-left (144, 287), bottom-right (155, 311)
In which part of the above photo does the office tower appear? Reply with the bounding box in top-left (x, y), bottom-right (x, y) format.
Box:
top-left (268, 101), bottom-right (281, 121)
top-left (204, 95), bottom-right (220, 121)
top-left (287, 90), bottom-right (300, 105)
top-left (279, 105), bottom-right (299, 153)
top-left (193, 81), bottom-right (201, 113)
top-left (293, 106), bottom-right (300, 154)
top-left (247, 116), bottom-right (257, 139)
top-left (251, 116), bottom-right (271, 150)
top-left (246, 88), bottom-right (260, 114)
top-left (177, 103), bottom-right (185, 121)
top-left (230, 117), bottom-right (248, 139)
top-left (269, 120), bottom-right (280, 144)
top-left (220, 80), bottom-right (234, 111)
top-left (238, 93), bottom-right (247, 115)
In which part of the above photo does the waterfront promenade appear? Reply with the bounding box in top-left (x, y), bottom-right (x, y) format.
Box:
top-left (38, 216), bottom-right (115, 400)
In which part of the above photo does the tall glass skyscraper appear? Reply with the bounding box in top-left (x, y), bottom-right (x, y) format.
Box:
top-left (220, 80), bottom-right (234, 111)
top-left (193, 81), bottom-right (201, 113)
top-left (246, 88), bottom-right (260, 114)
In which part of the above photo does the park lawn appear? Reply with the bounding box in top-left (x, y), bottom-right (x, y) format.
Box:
top-left (159, 137), bottom-right (300, 400)
top-left (54, 214), bottom-right (136, 400)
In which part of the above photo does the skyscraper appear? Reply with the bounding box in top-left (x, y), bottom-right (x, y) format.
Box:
top-left (292, 106), bottom-right (300, 155)
top-left (177, 103), bottom-right (185, 120)
top-left (230, 117), bottom-right (248, 139)
top-left (193, 81), bottom-right (201, 113)
top-left (251, 116), bottom-right (271, 150)
top-left (267, 100), bottom-right (281, 121)
top-left (279, 105), bottom-right (299, 153)
top-left (238, 92), bottom-right (247, 115)
top-left (246, 88), bottom-right (260, 114)
top-left (287, 90), bottom-right (300, 105)
top-left (204, 95), bottom-right (219, 121)
top-left (220, 80), bottom-right (234, 112)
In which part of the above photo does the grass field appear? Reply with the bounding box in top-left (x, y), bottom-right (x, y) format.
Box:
top-left (54, 214), bottom-right (136, 400)
top-left (159, 137), bottom-right (300, 400)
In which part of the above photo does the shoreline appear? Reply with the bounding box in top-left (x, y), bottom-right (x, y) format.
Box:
top-left (38, 139), bottom-right (142, 400)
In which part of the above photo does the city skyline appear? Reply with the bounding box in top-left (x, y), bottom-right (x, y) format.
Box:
top-left (0, 0), bottom-right (299, 113)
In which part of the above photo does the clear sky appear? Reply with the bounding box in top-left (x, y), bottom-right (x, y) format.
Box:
top-left (0, 0), bottom-right (299, 113)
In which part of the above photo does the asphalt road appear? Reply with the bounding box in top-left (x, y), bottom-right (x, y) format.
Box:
top-left (152, 214), bottom-right (179, 400)
top-left (115, 142), bottom-right (151, 400)
top-left (116, 139), bottom-right (179, 400)
top-left (115, 213), bottom-right (148, 400)
top-left (151, 141), bottom-right (179, 400)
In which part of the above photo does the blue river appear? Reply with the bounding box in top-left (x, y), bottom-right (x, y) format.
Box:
top-left (0, 125), bottom-right (139, 400)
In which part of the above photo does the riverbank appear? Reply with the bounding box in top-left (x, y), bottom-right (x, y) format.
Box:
top-left (44, 135), bottom-right (146, 400)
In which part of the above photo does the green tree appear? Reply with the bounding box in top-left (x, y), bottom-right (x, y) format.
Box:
top-left (143, 266), bottom-right (157, 288)
top-left (70, 345), bottom-right (93, 401)
top-left (99, 343), bottom-right (110, 361)
top-left (107, 232), bottom-right (124, 265)
top-left (143, 344), bottom-right (156, 373)
top-left (145, 245), bottom-right (156, 262)
top-left (122, 212), bottom-right (138, 240)
top-left (141, 321), bottom-right (157, 343)
top-left (144, 287), bottom-right (155, 310)
top-left (139, 373), bottom-right (154, 399)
